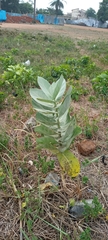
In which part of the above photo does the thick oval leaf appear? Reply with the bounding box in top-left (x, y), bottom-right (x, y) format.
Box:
top-left (30, 88), bottom-right (48, 100)
top-left (36, 112), bottom-right (57, 126)
top-left (37, 76), bottom-right (51, 98)
top-left (53, 75), bottom-right (66, 101)
top-left (59, 91), bottom-right (71, 117)
top-left (57, 150), bottom-right (80, 177)
top-left (32, 99), bottom-right (54, 113)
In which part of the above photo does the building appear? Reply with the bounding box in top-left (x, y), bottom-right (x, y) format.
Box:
top-left (71, 8), bottom-right (86, 19)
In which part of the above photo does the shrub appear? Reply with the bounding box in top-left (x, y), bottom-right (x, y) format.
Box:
top-left (92, 71), bottom-right (108, 101)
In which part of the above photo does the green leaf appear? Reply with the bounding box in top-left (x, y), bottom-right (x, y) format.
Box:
top-left (59, 137), bottom-right (73, 152)
top-left (59, 88), bottom-right (71, 117)
top-left (61, 117), bottom-right (81, 142)
top-left (65, 86), bottom-right (72, 97)
top-left (57, 150), bottom-right (80, 177)
top-left (72, 126), bottom-right (82, 139)
top-left (36, 112), bottom-right (57, 126)
top-left (37, 97), bottom-right (54, 104)
top-left (32, 99), bottom-right (54, 113)
top-left (35, 125), bottom-right (57, 137)
top-left (52, 75), bottom-right (66, 101)
top-left (37, 76), bottom-right (51, 98)
top-left (30, 88), bottom-right (49, 101)
top-left (36, 136), bottom-right (57, 150)
top-left (37, 136), bottom-right (57, 144)
top-left (59, 108), bottom-right (69, 123)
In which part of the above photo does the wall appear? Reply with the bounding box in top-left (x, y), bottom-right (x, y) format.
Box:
top-left (0, 10), bottom-right (7, 21)
top-left (7, 12), bottom-right (64, 25)
top-left (65, 18), bottom-right (108, 28)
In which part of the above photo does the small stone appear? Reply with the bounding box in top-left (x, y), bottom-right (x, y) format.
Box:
top-left (45, 172), bottom-right (60, 186)
top-left (68, 199), bottom-right (94, 219)
top-left (78, 140), bottom-right (96, 156)
top-left (28, 160), bottom-right (33, 166)
top-left (18, 167), bottom-right (24, 175)
top-left (23, 117), bottom-right (36, 130)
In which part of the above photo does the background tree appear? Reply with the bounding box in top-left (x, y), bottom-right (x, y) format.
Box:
top-left (1, 0), bottom-right (19, 12)
top-left (36, 7), bottom-right (63, 15)
top-left (86, 8), bottom-right (96, 19)
top-left (50, 0), bottom-right (65, 16)
top-left (97, 0), bottom-right (108, 22)
top-left (19, 2), bottom-right (33, 13)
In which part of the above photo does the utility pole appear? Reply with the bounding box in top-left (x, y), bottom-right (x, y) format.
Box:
top-left (33, 0), bottom-right (36, 23)
top-left (0, 0), bottom-right (2, 10)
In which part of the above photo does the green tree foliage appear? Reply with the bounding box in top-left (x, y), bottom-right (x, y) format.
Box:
top-left (86, 8), bottom-right (96, 19)
top-left (97, 0), bottom-right (108, 22)
top-left (19, 2), bottom-right (33, 14)
top-left (1, 0), bottom-right (19, 12)
top-left (36, 7), bottom-right (63, 15)
top-left (50, 0), bottom-right (65, 16)
top-left (36, 8), bottom-right (50, 14)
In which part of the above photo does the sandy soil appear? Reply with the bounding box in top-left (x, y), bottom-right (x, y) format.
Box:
top-left (1, 22), bottom-right (108, 40)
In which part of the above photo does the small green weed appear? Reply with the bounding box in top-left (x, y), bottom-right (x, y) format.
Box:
top-left (88, 95), bottom-right (96, 102)
top-left (0, 53), bottom-right (15, 70)
top-left (2, 64), bottom-right (35, 95)
top-left (70, 80), bottom-right (88, 101)
top-left (34, 155), bottom-right (55, 174)
top-left (0, 91), bottom-right (6, 109)
top-left (82, 176), bottom-right (89, 184)
top-left (0, 167), bottom-right (6, 188)
top-left (83, 116), bottom-right (98, 139)
top-left (24, 135), bottom-right (32, 151)
top-left (83, 196), bottom-right (103, 221)
top-left (51, 64), bottom-right (71, 78)
top-left (92, 71), bottom-right (108, 102)
top-left (79, 227), bottom-right (91, 240)
top-left (51, 56), bottom-right (98, 80)
top-left (0, 130), bottom-right (9, 151)
top-left (11, 48), bottom-right (19, 55)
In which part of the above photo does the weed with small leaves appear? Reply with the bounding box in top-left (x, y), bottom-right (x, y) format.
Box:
top-left (79, 227), bottom-right (91, 240)
top-left (83, 196), bottom-right (104, 221)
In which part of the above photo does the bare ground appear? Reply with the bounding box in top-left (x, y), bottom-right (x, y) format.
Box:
top-left (1, 22), bottom-right (108, 40)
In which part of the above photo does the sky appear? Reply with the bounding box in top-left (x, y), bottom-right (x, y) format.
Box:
top-left (35, 0), bottom-right (101, 13)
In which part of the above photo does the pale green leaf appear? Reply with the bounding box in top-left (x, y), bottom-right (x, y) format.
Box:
top-left (37, 76), bottom-right (51, 98)
top-left (35, 125), bottom-right (57, 137)
top-left (61, 117), bottom-right (76, 141)
top-left (36, 112), bottom-right (57, 126)
top-left (65, 86), bottom-right (72, 97)
top-left (72, 126), bottom-right (82, 139)
top-left (49, 81), bottom-right (56, 96)
top-left (59, 92), bottom-right (71, 117)
top-left (59, 109), bottom-right (69, 124)
top-left (34, 97), bottom-right (55, 108)
top-left (52, 75), bottom-right (66, 101)
top-left (37, 98), bottom-right (54, 104)
top-left (37, 136), bottom-right (56, 144)
top-left (30, 88), bottom-right (48, 101)
top-left (57, 150), bottom-right (80, 177)
top-left (32, 99), bottom-right (54, 113)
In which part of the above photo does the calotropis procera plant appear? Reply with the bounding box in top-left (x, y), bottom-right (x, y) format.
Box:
top-left (30, 75), bottom-right (82, 177)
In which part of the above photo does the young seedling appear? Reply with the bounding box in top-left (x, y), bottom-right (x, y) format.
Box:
top-left (79, 227), bottom-right (91, 240)
top-left (30, 75), bottom-right (82, 177)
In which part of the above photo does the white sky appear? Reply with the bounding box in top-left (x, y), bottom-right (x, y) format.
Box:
top-left (34, 0), bottom-right (100, 13)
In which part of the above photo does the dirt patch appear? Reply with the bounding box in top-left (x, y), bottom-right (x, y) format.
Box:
top-left (6, 14), bottom-right (39, 24)
top-left (1, 23), bottom-right (108, 40)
